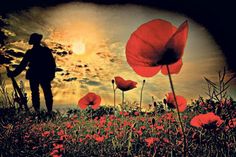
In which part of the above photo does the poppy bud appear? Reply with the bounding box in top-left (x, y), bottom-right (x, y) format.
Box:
top-left (152, 118), bottom-right (155, 126)
top-left (112, 79), bottom-right (115, 84)
top-left (143, 80), bottom-right (146, 83)
top-left (163, 99), bottom-right (167, 104)
top-left (154, 101), bottom-right (157, 107)
top-left (149, 104), bottom-right (152, 108)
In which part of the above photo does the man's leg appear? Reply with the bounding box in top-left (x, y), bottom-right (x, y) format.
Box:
top-left (29, 79), bottom-right (40, 112)
top-left (40, 80), bottom-right (53, 113)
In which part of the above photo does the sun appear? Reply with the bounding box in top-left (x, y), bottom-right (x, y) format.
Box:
top-left (72, 41), bottom-right (86, 55)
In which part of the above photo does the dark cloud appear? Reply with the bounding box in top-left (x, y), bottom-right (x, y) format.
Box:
top-left (55, 51), bottom-right (68, 57)
top-left (55, 67), bottom-right (63, 72)
top-left (87, 80), bottom-right (102, 86)
top-left (63, 77), bottom-right (77, 82)
top-left (78, 78), bottom-right (101, 86)
top-left (5, 49), bottom-right (24, 58)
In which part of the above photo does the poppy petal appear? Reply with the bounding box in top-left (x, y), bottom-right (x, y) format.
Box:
top-left (165, 20), bottom-right (189, 58)
top-left (91, 95), bottom-right (101, 110)
top-left (126, 36), bottom-right (160, 68)
top-left (190, 116), bottom-right (202, 128)
top-left (78, 92), bottom-right (101, 110)
top-left (114, 76), bottom-right (126, 90)
top-left (135, 19), bottom-right (177, 48)
top-left (78, 97), bottom-right (89, 109)
top-left (166, 92), bottom-right (187, 112)
top-left (115, 76), bottom-right (138, 91)
top-left (131, 65), bottom-right (161, 77)
top-left (176, 95), bottom-right (187, 112)
top-left (87, 93), bottom-right (96, 102)
top-left (190, 112), bottom-right (224, 129)
top-left (166, 92), bottom-right (175, 104)
top-left (161, 59), bottom-right (183, 75)
top-left (126, 80), bottom-right (137, 90)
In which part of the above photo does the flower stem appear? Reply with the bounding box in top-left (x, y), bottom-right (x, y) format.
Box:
top-left (112, 83), bottom-right (116, 109)
top-left (139, 80), bottom-right (145, 112)
top-left (166, 65), bottom-right (187, 157)
top-left (122, 91), bottom-right (125, 112)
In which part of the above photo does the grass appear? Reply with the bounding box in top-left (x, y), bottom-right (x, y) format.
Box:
top-left (0, 98), bottom-right (235, 157)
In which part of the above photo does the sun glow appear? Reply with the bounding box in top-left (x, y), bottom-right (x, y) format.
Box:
top-left (72, 41), bottom-right (86, 55)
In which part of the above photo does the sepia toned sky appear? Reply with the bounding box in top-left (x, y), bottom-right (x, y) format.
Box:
top-left (1, 2), bottom-right (235, 109)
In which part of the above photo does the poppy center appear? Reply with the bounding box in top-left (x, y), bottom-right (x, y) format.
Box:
top-left (202, 120), bottom-right (218, 129)
top-left (89, 102), bottom-right (94, 106)
top-left (167, 102), bottom-right (176, 109)
top-left (157, 48), bottom-right (180, 65)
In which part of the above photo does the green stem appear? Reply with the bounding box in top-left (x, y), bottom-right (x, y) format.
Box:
top-left (139, 80), bottom-right (145, 112)
top-left (122, 91), bottom-right (125, 112)
top-left (112, 84), bottom-right (116, 109)
top-left (166, 65), bottom-right (187, 157)
top-left (90, 107), bottom-right (93, 120)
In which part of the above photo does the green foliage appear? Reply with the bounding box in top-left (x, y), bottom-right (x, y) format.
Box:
top-left (204, 67), bottom-right (236, 101)
top-left (0, 97), bottom-right (235, 157)
top-left (0, 73), bottom-right (14, 109)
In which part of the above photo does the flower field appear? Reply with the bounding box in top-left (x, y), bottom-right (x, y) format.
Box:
top-left (0, 97), bottom-right (236, 157)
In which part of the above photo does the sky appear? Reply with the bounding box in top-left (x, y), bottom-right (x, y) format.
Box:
top-left (0, 2), bottom-right (235, 109)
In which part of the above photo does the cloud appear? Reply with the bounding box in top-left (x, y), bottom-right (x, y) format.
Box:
top-left (5, 49), bottom-right (24, 58)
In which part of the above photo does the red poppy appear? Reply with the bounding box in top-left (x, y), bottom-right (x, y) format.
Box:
top-left (42, 131), bottom-right (50, 137)
top-left (93, 134), bottom-right (105, 142)
top-left (66, 122), bottom-right (73, 129)
top-left (126, 19), bottom-right (189, 77)
top-left (144, 137), bottom-right (159, 147)
top-left (78, 92), bottom-right (101, 110)
top-left (57, 129), bottom-right (64, 136)
top-left (114, 76), bottom-right (137, 91)
top-left (190, 112), bottom-right (224, 129)
top-left (165, 92), bottom-right (187, 112)
top-left (53, 143), bottom-right (64, 151)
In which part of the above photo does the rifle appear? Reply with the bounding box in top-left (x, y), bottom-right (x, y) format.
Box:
top-left (6, 67), bottom-right (29, 112)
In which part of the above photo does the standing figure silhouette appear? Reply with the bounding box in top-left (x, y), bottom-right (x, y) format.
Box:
top-left (7, 33), bottom-right (56, 115)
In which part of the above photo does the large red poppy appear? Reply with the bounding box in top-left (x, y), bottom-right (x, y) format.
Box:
top-left (114, 76), bottom-right (137, 91)
top-left (78, 92), bottom-right (101, 110)
top-left (190, 112), bottom-right (224, 129)
top-left (126, 19), bottom-right (189, 77)
top-left (165, 92), bottom-right (187, 112)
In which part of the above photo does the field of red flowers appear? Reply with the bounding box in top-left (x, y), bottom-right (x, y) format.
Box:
top-left (0, 97), bottom-right (235, 157)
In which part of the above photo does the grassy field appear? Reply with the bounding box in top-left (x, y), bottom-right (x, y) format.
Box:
top-left (0, 98), bottom-right (235, 157)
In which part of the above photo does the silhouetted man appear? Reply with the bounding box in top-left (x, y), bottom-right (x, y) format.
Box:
top-left (7, 33), bottom-right (56, 114)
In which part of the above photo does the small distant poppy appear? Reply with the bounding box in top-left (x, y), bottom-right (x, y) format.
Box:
top-left (93, 134), bottom-right (105, 142)
top-left (42, 131), bottom-right (50, 137)
top-left (144, 137), bottom-right (159, 147)
top-left (190, 112), bottom-right (224, 129)
top-left (66, 122), bottom-right (73, 129)
top-left (78, 92), bottom-right (101, 110)
top-left (114, 76), bottom-right (137, 91)
top-left (126, 19), bottom-right (189, 77)
top-left (165, 92), bottom-right (187, 112)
